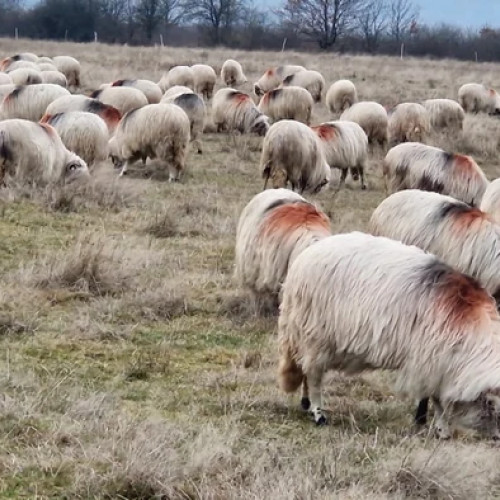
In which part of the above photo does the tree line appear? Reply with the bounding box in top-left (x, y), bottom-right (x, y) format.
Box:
top-left (1, 0), bottom-right (500, 62)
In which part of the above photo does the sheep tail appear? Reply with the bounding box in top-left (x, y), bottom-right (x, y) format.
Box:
top-left (278, 341), bottom-right (304, 393)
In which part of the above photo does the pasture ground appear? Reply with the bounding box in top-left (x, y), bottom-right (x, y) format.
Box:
top-left (1, 38), bottom-right (500, 498)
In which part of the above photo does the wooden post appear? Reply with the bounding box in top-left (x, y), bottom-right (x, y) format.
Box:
top-left (65, 29), bottom-right (68, 41)
top-left (281, 37), bottom-right (287, 52)
top-left (94, 31), bottom-right (98, 43)
top-left (400, 43), bottom-right (404, 60)
top-left (14, 27), bottom-right (18, 40)
top-left (475, 51), bottom-right (478, 63)
top-left (160, 34), bottom-right (164, 47)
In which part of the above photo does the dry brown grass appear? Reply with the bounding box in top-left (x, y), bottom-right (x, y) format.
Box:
top-left (1, 36), bottom-right (500, 498)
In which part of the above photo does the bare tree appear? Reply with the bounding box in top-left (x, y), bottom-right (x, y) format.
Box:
top-left (356, 0), bottom-right (387, 52)
top-left (278, 0), bottom-right (364, 49)
top-left (136, 0), bottom-right (161, 41)
top-left (389, 0), bottom-right (418, 42)
top-left (160, 0), bottom-right (184, 26)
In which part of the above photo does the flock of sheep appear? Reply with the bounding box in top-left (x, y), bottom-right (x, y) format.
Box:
top-left (2, 50), bottom-right (500, 441)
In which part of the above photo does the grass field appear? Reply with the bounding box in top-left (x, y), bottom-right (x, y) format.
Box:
top-left (1, 37), bottom-right (500, 498)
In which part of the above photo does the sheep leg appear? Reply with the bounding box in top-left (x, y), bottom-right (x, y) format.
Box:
top-left (432, 397), bottom-right (451, 439)
top-left (339, 168), bottom-right (348, 188)
top-left (307, 369), bottom-right (326, 425)
top-left (119, 162), bottom-right (129, 177)
top-left (414, 398), bottom-right (429, 426)
top-left (301, 376), bottom-right (310, 410)
top-left (359, 166), bottom-right (366, 190)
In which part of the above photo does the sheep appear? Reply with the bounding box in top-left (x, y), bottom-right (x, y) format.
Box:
top-left (458, 83), bottom-right (500, 115)
top-left (52, 56), bottom-right (81, 87)
top-left (37, 56), bottom-right (54, 64)
top-left (6, 60), bottom-right (39, 72)
top-left (340, 101), bottom-right (388, 146)
top-left (278, 230), bottom-right (500, 439)
top-left (0, 84), bottom-right (70, 121)
top-left (108, 103), bottom-right (190, 181)
top-left (41, 111), bottom-right (109, 168)
top-left (383, 142), bottom-right (488, 206)
top-left (158, 66), bottom-right (194, 93)
top-left (37, 62), bottom-right (58, 72)
top-left (0, 119), bottom-right (89, 185)
top-left (423, 98), bottom-right (465, 131)
top-left (254, 65), bottom-right (305, 97)
top-left (44, 95), bottom-right (122, 134)
top-left (258, 86), bottom-right (314, 125)
top-left (91, 86), bottom-right (148, 116)
top-left (110, 79), bottom-right (162, 104)
top-left (311, 121), bottom-right (369, 190)
top-left (388, 102), bottom-right (431, 145)
top-left (41, 71), bottom-right (67, 87)
top-left (0, 53), bottom-right (38, 70)
top-left (163, 85), bottom-right (193, 99)
top-left (191, 64), bottom-right (217, 100)
top-left (260, 120), bottom-right (331, 193)
top-left (281, 70), bottom-right (325, 103)
top-left (221, 59), bottom-right (247, 87)
top-left (7, 68), bottom-right (42, 86)
top-left (0, 73), bottom-right (11, 85)
top-left (326, 79), bottom-right (358, 114)
top-left (481, 179), bottom-right (500, 225)
top-left (0, 84), bottom-right (15, 101)
top-left (161, 90), bottom-right (205, 154)
top-left (212, 88), bottom-right (269, 136)
top-left (235, 189), bottom-right (331, 312)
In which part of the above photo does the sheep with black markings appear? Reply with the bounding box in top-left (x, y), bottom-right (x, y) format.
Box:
top-left (258, 86), bottom-right (313, 125)
top-left (281, 70), bottom-right (325, 103)
top-left (158, 66), bottom-right (194, 93)
top-left (458, 83), bottom-right (500, 114)
top-left (235, 189), bottom-right (331, 312)
top-left (254, 65), bottom-right (305, 96)
top-left (383, 142), bottom-right (488, 206)
top-left (326, 79), bottom-right (358, 114)
top-left (424, 98), bottom-right (465, 131)
top-left (221, 59), bottom-right (247, 87)
top-left (7, 68), bottom-right (42, 86)
top-left (108, 103), bottom-right (190, 181)
top-left (260, 120), bottom-right (330, 193)
top-left (278, 230), bottom-right (500, 439)
top-left (191, 64), bottom-right (217, 100)
top-left (340, 101), bottom-right (388, 146)
top-left (388, 102), bottom-right (431, 145)
top-left (91, 86), bottom-right (148, 116)
top-left (0, 53), bottom-right (38, 70)
top-left (0, 119), bottom-right (89, 185)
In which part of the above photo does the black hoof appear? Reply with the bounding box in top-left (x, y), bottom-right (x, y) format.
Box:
top-left (301, 397), bottom-right (311, 410)
top-left (415, 398), bottom-right (429, 426)
top-left (315, 415), bottom-right (327, 426)
top-left (361, 185), bottom-right (366, 190)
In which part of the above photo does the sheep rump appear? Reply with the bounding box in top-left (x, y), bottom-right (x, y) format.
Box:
top-left (258, 86), bottom-right (313, 125)
top-left (340, 101), bottom-right (388, 145)
top-left (221, 59), bottom-right (247, 87)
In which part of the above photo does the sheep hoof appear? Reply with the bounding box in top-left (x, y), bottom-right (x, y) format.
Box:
top-left (361, 185), bottom-right (367, 190)
top-left (315, 415), bottom-right (327, 426)
top-left (301, 397), bottom-right (311, 410)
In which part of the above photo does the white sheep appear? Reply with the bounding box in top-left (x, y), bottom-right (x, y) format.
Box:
top-left (0, 53), bottom-right (38, 70)
top-left (108, 103), bottom-right (190, 181)
top-left (158, 66), bottom-right (194, 93)
top-left (0, 73), bottom-right (12, 85)
top-left (6, 60), bottom-right (39, 72)
top-left (458, 83), bottom-right (500, 114)
top-left (40, 71), bottom-right (67, 87)
top-left (52, 56), bottom-right (81, 88)
top-left (254, 65), bottom-right (305, 96)
top-left (163, 85), bottom-right (193, 99)
top-left (340, 101), bottom-right (388, 146)
top-left (109, 79), bottom-right (162, 104)
top-left (326, 79), bottom-right (358, 114)
top-left (260, 120), bottom-right (331, 193)
top-left (7, 68), bottom-right (42, 86)
top-left (0, 84), bottom-right (70, 121)
top-left (481, 178), bottom-right (500, 225)
top-left (212, 88), bottom-right (269, 136)
top-left (281, 70), bottom-right (325, 103)
top-left (235, 189), bottom-right (331, 312)
top-left (388, 102), bottom-right (431, 145)
top-left (0, 119), bottom-right (89, 185)
top-left (278, 230), bottom-right (500, 439)
top-left (191, 64), bottom-right (217, 100)
top-left (423, 98), bottom-right (465, 131)
top-left (258, 86), bottom-right (313, 125)
top-left (221, 59), bottom-right (247, 87)
top-left (91, 86), bottom-right (148, 116)
top-left (383, 142), bottom-right (488, 206)
top-left (37, 56), bottom-right (54, 64)
top-left (41, 111), bottom-right (109, 168)
top-left (311, 121), bottom-right (369, 190)
top-left (37, 62), bottom-right (58, 72)
top-left (161, 90), bottom-right (205, 154)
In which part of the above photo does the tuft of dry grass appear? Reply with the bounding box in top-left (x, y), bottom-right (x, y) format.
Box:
top-left (142, 211), bottom-right (179, 238)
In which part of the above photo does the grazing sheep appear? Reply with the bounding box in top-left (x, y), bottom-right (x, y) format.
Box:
top-left (254, 65), bottom-right (306, 96)
top-left (158, 66), bottom-right (194, 93)
top-left (458, 83), bottom-right (500, 115)
top-left (37, 62), bottom-right (58, 72)
top-left (0, 119), bottom-right (89, 185)
top-left (281, 70), bottom-right (325, 103)
top-left (7, 68), bottom-right (42, 86)
top-left (383, 142), bottom-right (488, 206)
top-left (423, 99), bottom-right (465, 131)
top-left (278, 230), bottom-right (500, 439)
top-left (260, 120), bottom-right (331, 193)
top-left (6, 60), bottom-right (39, 72)
top-left (0, 84), bottom-right (70, 121)
top-left (221, 59), bottom-right (247, 87)
top-left (110, 79), bottom-right (162, 104)
top-left (52, 56), bottom-right (81, 87)
top-left (388, 102), bottom-right (431, 145)
top-left (481, 178), bottom-right (500, 225)
top-left (326, 79), bottom-right (358, 114)
top-left (0, 73), bottom-right (11, 85)
top-left (0, 84), bottom-right (15, 101)
top-left (235, 189), bottom-right (331, 312)
top-left (0, 53), bottom-right (38, 70)
top-left (340, 101), bottom-right (388, 146)
top-left (108, 103), bottom-right (190, 181)
top-left (258, 86), bottom-right (313, 125)
top-left (91, 86), bottom-right (148, 116)
top-left (311, 121), bottom-right (368, 190)
top-left (163, 85), bottom-right (193, 99)
top-left (41, 71), bottom-right (67, 87)
top-left (191, 64), bottom-right (217, 100)
top-left (37, 56), bottom-right (54, 64)
top-left (161, 90), bottom-right (205, 154)
top-left (212, 88), bottom-right (269, 136)
top-left (44, 95), bottom-right (122, 133)
top-left (41, 111), bottom-right (109, 168)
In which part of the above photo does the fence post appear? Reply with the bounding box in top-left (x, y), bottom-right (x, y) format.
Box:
top-left (94, 32), bottom-right (98, 43)
top-left (281, 37), bottom-right (287, 52)
top-left (14, 27), bottom-right (18, 40)
top-left (400, 43), bottom-right (404, 60)
top-left (160, 34), bottom-right (164, 47)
